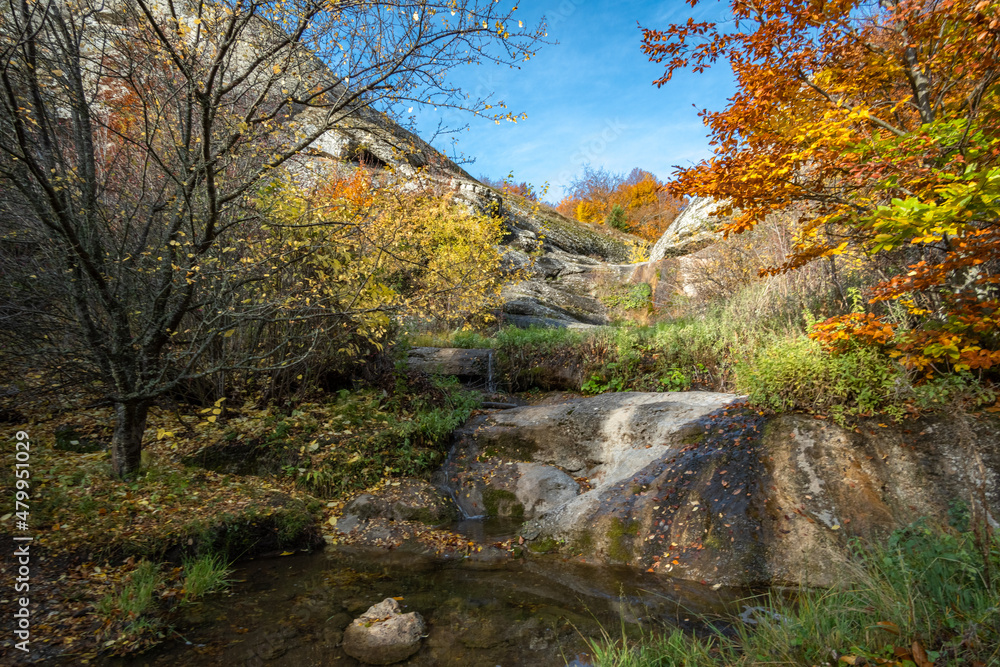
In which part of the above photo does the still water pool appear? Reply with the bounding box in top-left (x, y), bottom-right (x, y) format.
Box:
top-left (117, 535), bottom-right (741, 667)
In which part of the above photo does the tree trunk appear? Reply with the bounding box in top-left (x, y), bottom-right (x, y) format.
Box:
top-left (111, 399), bottom-right (150, 478)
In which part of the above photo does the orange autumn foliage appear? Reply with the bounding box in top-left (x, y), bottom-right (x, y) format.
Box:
top-left (556, 167), bottom-right (685, 241)
top-left (643, 0), bottom-right (1000, 375)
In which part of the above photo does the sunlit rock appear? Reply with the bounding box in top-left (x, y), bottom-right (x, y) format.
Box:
top-left (342, 598), bottom-right (426, 665)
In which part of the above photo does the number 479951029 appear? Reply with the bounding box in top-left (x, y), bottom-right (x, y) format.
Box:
top-left (14, 430), bottom-right (31, 526)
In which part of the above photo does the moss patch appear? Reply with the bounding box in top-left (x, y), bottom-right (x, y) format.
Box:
top-left (681, 432), bottom-right (706, 446)
top-left (528, 537), bottom-right (559, 553)
top-left (571, 529), bottom-right (594, 554)
top-left (606, 518), bottom-right (639, 562)
top-left (482, 488), bottom-right (525, 519)
top-left (479, 433), bottom-right (536, 462)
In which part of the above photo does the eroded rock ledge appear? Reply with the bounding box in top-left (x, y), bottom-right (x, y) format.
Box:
top-left (430, 393), bottom-right (999, 587)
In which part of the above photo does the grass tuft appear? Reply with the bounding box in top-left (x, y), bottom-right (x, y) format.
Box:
top-left (181, 553), bottom-right (233, 602)
top-left (591, 519), bottom-right (1000, 666)
top-left (97, 559), bottom-right (162, 622)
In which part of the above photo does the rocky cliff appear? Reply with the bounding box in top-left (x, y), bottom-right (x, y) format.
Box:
top-left (299, 109), bottom-right (656, 328)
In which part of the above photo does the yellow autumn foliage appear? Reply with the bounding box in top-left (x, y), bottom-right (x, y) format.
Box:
top-left (575, 199), bottom-right (607, 224)
top-left (256, 168), bottom-right (507, 340)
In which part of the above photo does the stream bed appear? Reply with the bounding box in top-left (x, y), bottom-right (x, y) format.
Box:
top-left (116, 526), bottom-right (746, 667)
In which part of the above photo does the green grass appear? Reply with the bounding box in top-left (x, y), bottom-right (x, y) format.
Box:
top-left (97, 559), bottom-right (162, 621)
top-left (401, 276), bottom-right (994, 422)
top-left (734, 336), bottom-right (910, 422)
top-left (590, 518), bottom-right (1000, 666)
top-left (181, 553), bottom-right (233, 602)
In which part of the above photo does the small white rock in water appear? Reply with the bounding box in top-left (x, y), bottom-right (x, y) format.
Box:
top-left (342, 598), bottom-right (426, 665)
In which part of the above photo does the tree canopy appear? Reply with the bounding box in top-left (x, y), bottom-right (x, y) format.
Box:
top-left (0, 0), bottom-right (543, 476)
top-left (643, 0), bottom-right (1000, 375)
top-left (556, 166), bottom-right (685, 241)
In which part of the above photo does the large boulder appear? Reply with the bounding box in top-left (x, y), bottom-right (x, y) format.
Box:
top-left (515, 463), bottom-right (580, 517)
top-left (649, 197), bottom-right (729, 261)
top-left (438, 392), bottom-right (1000, 587)
top-left (434, 392), bottom-right (740, 523)
top-left (342, 598), bottom-right (426, 665)
top-left (335, 479), bottom-right (458, 536)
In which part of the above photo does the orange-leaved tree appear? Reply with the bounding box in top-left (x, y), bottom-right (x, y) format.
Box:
top-left (556, 167), bottom-right (684, 241)
top-left (642, 0), bottom-right (1000, 375)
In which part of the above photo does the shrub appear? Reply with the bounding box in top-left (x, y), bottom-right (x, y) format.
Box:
top-left (602, 283), bottom-right (653, 312)
top-left (734, 336), bottom-right (908, 422)
top-left (606, 204), bottom-right (629, 231)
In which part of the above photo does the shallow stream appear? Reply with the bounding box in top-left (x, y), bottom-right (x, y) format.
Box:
top-left (117, 522), bottom-right (744, 667)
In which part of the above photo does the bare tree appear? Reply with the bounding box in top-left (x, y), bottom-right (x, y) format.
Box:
top-left (0, 0), bottom-right (545, 476)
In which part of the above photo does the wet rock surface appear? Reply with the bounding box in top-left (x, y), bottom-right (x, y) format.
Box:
top-left (333, 479), bottom-right (460, 544)
top-left (433, 392), bottom-right (1000, 587)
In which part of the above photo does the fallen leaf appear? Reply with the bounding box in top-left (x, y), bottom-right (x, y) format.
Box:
top-left (912, 640), bottom-right (932, 667)
top-left (872, 620), bottom-right (900, 634)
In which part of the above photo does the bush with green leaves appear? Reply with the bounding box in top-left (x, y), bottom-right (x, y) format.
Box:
top-left (733, 336), bottom-right (909, 422)
top-left (602, 283), bottom-right (653, 312)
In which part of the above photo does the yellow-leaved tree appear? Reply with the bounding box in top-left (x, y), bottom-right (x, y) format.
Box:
top-left (0, 0), bottom-right (544, 477)
top-left (254, 167), bottom-right (507, 343)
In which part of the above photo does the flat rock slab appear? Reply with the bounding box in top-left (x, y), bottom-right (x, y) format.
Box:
top-left (407, 347), bottom-right (492, 379)
top-left (434, 391), bottom-right (740, 522)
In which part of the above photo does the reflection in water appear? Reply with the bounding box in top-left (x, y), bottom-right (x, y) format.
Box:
top-left (116, 543), bottom-right (742, 667)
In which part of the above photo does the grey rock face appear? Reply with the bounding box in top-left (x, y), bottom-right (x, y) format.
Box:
top-left (342, 598), bottom-right (426, 665)
top-left (515, 463), bottom-right (580, 518)
top-left (439, 392), bottom-right (1000, 587)
top-left (649, 197), bottom-right (729, 261)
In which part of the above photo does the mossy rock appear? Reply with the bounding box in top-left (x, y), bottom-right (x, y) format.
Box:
top-left (478, 432), bottom-right (537, 462)
top-left (570, 530), bottom-right (593, 554)
top-left (482, 488), bottom-right (525, 519)
top-left (528, 537), bottom-right (559, 554)
top-left (606, 518), bottom-right (639, 562)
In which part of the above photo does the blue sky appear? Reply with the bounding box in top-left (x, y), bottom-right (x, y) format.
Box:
top-left (415, 1), bottom-right (736, 200)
